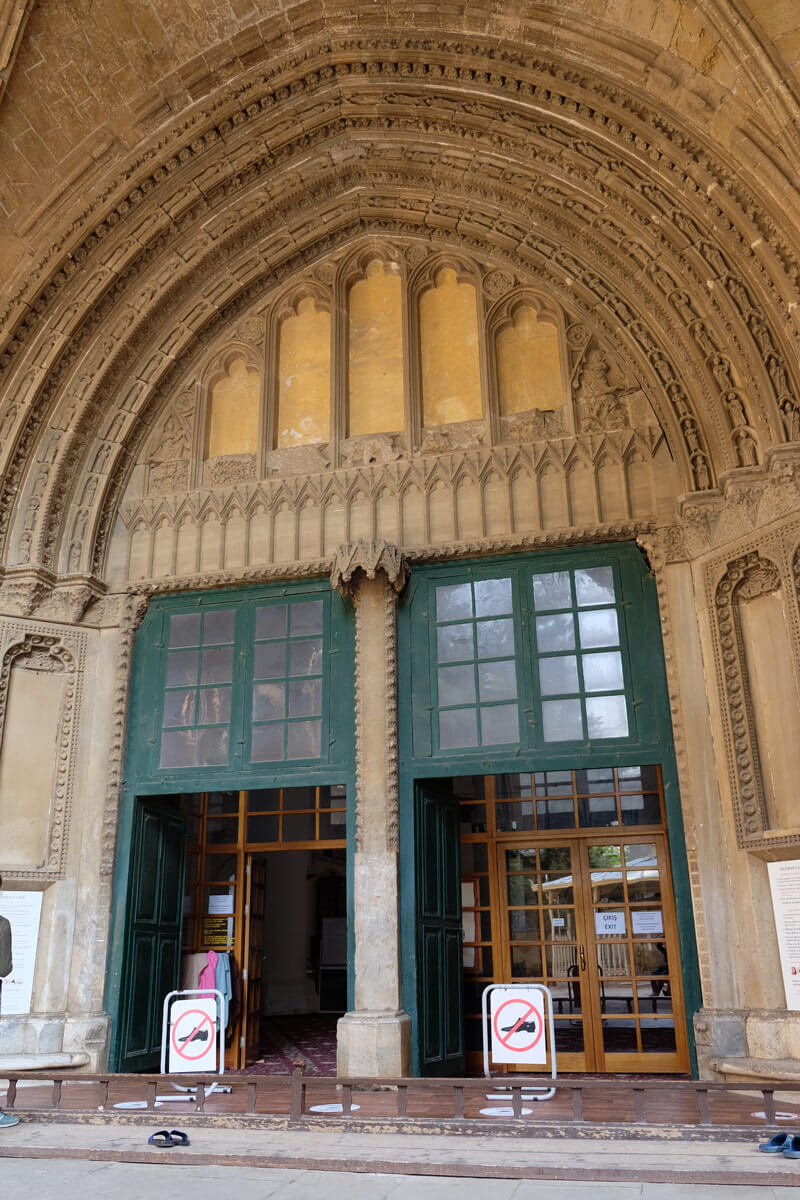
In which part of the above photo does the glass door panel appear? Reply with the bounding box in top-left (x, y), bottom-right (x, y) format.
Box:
top-left (500, 842), bottom-right (592, 1071)
top-left (584, 834), bottom-right (684, 1070)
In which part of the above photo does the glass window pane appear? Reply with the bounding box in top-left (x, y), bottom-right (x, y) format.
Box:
top-left (197, 727), bottom-right (229, 766)
top-left (624, 842), bottom-right (657, 868)
top-left (478, 660), bottom-right (517, 702)
top-left (208, 791), bottom-right (239, 814)
top-left (495, 801), bottom-right (534, 832)
top-left (542, 698), bottom-right (583, 741)
top-left (289, 678), bottom-right (322, 718)
top-left (439, 707), bottom-right (478, 749)
top-left (579, 794), bottom-right (619, 828)
top-left (474, 577), bottom-right (512, 617)
top-left (283, 812), bottom-right (316, 841)
top-left (459, 804), bottom-right (487, 833)
top-left (204, 854), bottom-right (237, 882)
top-left (160, 729), bottom-right (197, 768)
top-left (289, 638), bottom-right (323, 676)
top-left (200, 645), bottom-right (233, 684)
top-left (539, 655), bottom-right (579, 696)
top-left (510, 945), bottom-right (543, 977)
top-left (578, 608), bottom-right (619, 648)
top-left (494, 774), bottom-right (532, 798)
top-left (586, 695), bottom-right (629, 738)
top-left (203, 609), bottom-right (235, 644)
top-left (436, 583), bottom-right (474, 621)
top-left (287, 719), bottom-right (322, 759)
top-left (166, 649), bottom-right (199, 686)
top-left (536, 798), bottom-right (575, 830)
top-left (532, 571), bottom-right (571, 610)
top-left (539, 846), bottom-right (572, 872)
top-left (576, 767), bottom-right (615, 794)
top-left (536, 613), bottom-right (575, 652)
top-left (283, 787), bottom-right (316, 810)
top-left (251, 723), bottom-right (284, 761)
top-left (319, 809), bottom-right (347, 839)
top-left (641, 1022), bottom-right (676, 1053)
top-left (508, 910), bottom-right (540, 939)
top-left (597, 943), bottom-right (630, 975)
top-left (506, 871), bottom-right (536, 907)
top-left (480, 703), bottom-right (519, 745)
top-left (290, 599), bottom-right (323, 636)
top-left (247, 814), bottom-right (279, 842)
top-left (254, 641), bottom-right (286, 679)
top-left (320, 784), bottom-right (347, 808)
top-left (588, 844), bottom-right (622, 868)
top-left (619, 765), bottom-right (659, 791)
top-left (534, 771), bottom-right (573, 797)
top-left (634, 942), bottom-right (669, 978)
top-left (198, 686), bottom-right (231, 725)
top-left (438, 664), bottom-right (476, 706)
top-left (476, 618), bottom-right (515, 659)
top-left (162, 689), bottom-right (196, 727)
top-left (582, 651), bottom-right (624, 692)
top-left (248, 789), bottom-right (281, 811)
top-left (253, 682), bottom-right (285, 720)
top-left (169, 613), bottom-right (201, 648)
top-left (602, 1020), bottom-right (637, 1053)
top-left (255, 604), bottom-right (288, 639)
top-left (621, 793), bottom-right (662, 826)
top-left (575, 566), bottom-right (615, 606)
top-left (437, 623), bottom-right (474, 662)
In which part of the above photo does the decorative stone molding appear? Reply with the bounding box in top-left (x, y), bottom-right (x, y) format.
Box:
top-left (0, 568), bottom-right (104, 625)
top-left (710, 548), bottom-right (795, 850)
top-left (203, 453), bottom-right (257, 487)
top-left (340, 434), bottom-right (403, 467)
top-left (330, 540), bottom-right (410, 600)
top-left (0, 623), bottom-right (86, 880)
top-left (680, 446), bottom-right (800, 556)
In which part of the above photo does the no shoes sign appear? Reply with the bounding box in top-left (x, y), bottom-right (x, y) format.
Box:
top-left (489, 986), bottom-right (547, 1065)
top-left (167, 997), bottom-right (220, 1073)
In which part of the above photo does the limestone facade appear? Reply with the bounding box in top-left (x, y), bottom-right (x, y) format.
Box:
top-left (1, 1), bottom-right (800, 1080)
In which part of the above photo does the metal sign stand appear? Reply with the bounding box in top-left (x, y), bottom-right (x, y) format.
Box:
top-left (481, 982), bottom-right (557, 1106)
top-left (160, 988), bottom-right (230, 1101)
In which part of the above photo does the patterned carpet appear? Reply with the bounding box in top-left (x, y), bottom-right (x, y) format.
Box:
top-left (233, 1013), bottom-right (339, 1076)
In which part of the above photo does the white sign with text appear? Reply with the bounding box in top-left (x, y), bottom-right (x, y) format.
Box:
top-left (0, 890), bottom-right (43, 1015)
top-left (768, 860), bottom-right (800, 1011)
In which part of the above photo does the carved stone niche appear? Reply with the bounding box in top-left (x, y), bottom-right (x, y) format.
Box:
top-left (713, 551), bottom-right (800, 852)
top-left (0, 627), bottom-right (85, 879)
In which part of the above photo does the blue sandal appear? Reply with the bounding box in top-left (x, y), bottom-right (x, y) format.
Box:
top-left (169, 1129), bottom-right (190, 1146)
top-left (148, 1130), bottom-right (174, 1147)
top-left (759, 1132), bottom-right (790, 1153)
top-left (782, 1135), bottom-right (800, 1158)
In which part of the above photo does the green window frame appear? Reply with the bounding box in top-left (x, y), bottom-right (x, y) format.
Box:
top-left (404, 544), bottom-right (667, 763)
top-left (126, 580), bottom-right (354, 790)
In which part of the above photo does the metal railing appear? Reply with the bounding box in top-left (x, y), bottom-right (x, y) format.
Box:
top-left (1, 1060), bottom-right (797, 1134)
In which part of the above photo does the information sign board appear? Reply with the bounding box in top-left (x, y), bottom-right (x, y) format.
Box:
top-left (0, 890), bottom-right (43, 1015)
top-left (768, 860), bottom-right (800, 1010)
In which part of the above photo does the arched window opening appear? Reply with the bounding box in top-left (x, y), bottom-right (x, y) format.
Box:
top-left (205, 355), bottom-right (261, 459)
top-left (348, 259), bottom-right (404, 436)
top-left (420, 267), bottom-right (482, 427)
top-left (496, 305), bottom-right (565, 414)
top-left (277, 296), bottom-right (331, 447)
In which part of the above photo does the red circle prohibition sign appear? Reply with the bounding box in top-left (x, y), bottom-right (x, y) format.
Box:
top-left (493, 998), bottom-right (544, 1053)
top-left (171, 1008), bottom-right (215, 1061)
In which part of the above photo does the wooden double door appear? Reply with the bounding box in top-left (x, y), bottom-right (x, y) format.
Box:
top-left (472, 830), bottom-right (689, 1073)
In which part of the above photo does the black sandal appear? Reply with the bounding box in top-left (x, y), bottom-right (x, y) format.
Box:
top-left (169, 1129), bottom-right (190, 1146)
top-left (147, 1130), bottom-right (174, 1147)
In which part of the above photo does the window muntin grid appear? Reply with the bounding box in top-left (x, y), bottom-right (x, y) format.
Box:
top-left (250, 598), bottom-right (325, 763)
top-left (159, 609), bottom-right (236, 769)
top-left (531, 566), bottom-right (629, 742)
top-left (434, 577), bottom-right (520, 750)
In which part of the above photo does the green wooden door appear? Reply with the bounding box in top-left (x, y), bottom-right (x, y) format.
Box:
top-left (416, 783), bottom-right (464, 1076)
top-left (117, 801), bottom-right (187, 1073)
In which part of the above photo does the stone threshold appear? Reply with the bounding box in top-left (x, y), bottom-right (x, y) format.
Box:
top-left (711, 1057), bottom-right (800, 1083)
top-left (0, 1053), bottom-right (89, 1072)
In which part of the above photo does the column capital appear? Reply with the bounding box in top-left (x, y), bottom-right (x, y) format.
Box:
top-left (330, 539), bottom-right (409, 598)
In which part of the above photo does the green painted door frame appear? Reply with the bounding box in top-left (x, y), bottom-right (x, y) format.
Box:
top-left (106, 579), bottom-right (356, 1072)
top-left (398, 543), bottom-right (701, 1077)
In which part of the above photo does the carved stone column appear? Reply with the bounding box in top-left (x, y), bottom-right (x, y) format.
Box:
top-left (330, 540), bottom-right (411, 1077)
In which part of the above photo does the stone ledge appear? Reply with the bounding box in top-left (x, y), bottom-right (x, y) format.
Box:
top-left (0, 1052), bottom-right (89, 1072)
top-left (710, 1056), bottom-right (800, 1083)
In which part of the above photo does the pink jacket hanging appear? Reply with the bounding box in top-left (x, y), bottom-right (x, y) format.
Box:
top-left (198, 949), bottom-right (218, 998)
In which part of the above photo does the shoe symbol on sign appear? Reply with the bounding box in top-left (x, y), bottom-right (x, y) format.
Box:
top-left (178, 1025), bottom-right (210, 1045)
top-left (501, 1021), bottom-right (538, 1034)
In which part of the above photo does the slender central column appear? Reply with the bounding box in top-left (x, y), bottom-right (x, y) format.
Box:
top-left (331, 540), bottom-right (411, 1077)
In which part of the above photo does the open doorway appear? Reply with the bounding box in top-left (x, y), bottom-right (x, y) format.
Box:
top-left (115, 786), bottom-right (348, 1073)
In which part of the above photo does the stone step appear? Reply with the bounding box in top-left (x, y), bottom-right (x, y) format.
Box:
top-left (0, 1053), bottom-right (90, 1073)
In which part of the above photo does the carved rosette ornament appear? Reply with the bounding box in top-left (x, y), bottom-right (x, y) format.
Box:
top-left (714, 552), bottom-right (781, 845)
top-left (330, 539), bottom-right (410, 599)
